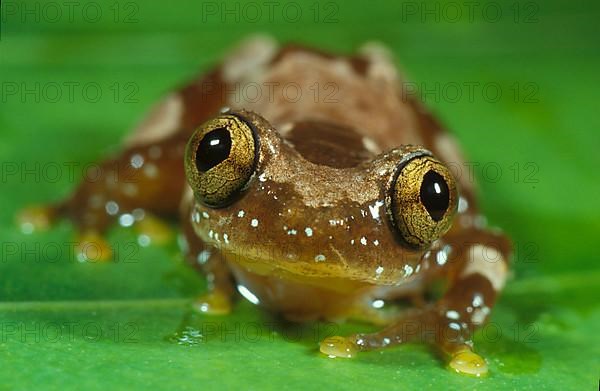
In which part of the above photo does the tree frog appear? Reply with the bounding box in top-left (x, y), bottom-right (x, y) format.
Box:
top-left (19, 36), bottom-right (511, 376)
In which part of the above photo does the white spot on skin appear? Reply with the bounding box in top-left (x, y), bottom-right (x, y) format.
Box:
top-left (436, 250), bottom-right (448, 265)
top-left (368, 200), bottom-right (385, 220)
top-left (372, 299), bottom-right (384, 309)
top-left (119, 214), bottom-right (134, 227)
top-left (202, 212), bottom-right (210, 219)
top-left (237, 210), bottom-right (245, 218)
top-left (472, 294), bottom-right (484, 307)
top-left (446, 310), bottom-right (460, 320)
top-left (105, 201), bottom-right (119, 216)
top-left (329, 219), bottom-right (345, 227)
top-left (314, 254), bottom-right (326, 262)
top-left (251, 219), bottom-right (259, 228)
top-left (360, 237), bottom-right (367, 246)
top-left (403, 264), bottom-right (414, 277)
top-left (373, 239), bottom-right (380, 246)
top-left (362, 136), bottom-right (381, 154)
top-left (130, 154), bottom-right (144, 169)
top-left (192, 211), bottom-right (201, 224)
top-left (237, 284), bottom-right (260, 305)
top-left (462, 245), bottom-right (507, 291)
top-left (287, 229), bottom-right (297, 235)
top-left (375, 266), bottom-right (384, 275)
top-left (305, 227), bottom-right (313, 237)
top-left (197, 250), bottom-right (211, 264)
top-left (259, 173), bottom-right (268, 182)
top-left (458, 196), bottom-right (469, 213)
top-left (436, 245), bottom-right (452, 266)
top-left (223, 234), bottom-right (229, 244)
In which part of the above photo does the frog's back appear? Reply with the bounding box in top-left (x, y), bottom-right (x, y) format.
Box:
top-left (221, 37), bottom-right (472, 193)
top-left (126, 36), bottom-right (472, 195)
top-left (222, 36), bottom-right (424, 153)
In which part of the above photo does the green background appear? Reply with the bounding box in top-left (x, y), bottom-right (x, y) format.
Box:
top-left (1, 0), bottom-right (599, 389)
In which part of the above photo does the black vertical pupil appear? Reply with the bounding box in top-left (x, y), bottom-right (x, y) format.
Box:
top-left (195, 127), bottom-right (232, 172)
top-left (420, 170), bottom-right (450, 222)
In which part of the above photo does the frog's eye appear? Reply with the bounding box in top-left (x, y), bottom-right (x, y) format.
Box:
top-left (185, 114), bottom-right (258, 208)
top-left (389, 155), bottom-right (458, 248)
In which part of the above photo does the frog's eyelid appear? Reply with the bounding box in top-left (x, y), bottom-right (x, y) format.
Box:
top-left (227, 112), bottom-right (261, 172)
top-left (391, 149), bottom-right (433, 177)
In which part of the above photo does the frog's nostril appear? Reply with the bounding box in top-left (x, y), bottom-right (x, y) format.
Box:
top-left (196, 127), bottom-right (232, 172)
top-left (419, 170), bottom-right (450, 222)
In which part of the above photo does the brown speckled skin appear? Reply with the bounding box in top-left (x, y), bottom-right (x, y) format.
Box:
top-left (46, 38), bottom-right (511, 366)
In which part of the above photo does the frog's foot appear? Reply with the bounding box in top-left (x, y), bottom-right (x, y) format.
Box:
top-left (193, 290), bottom-right (232, 315)
top-left (448, 347), bottom-right (488, 377)
top-left (16, 205), bottom-right (57, 234)
top-left (319, 336), bottom-right (358, 358)
top-left (320, 331), bottom-right (487, 376)
top-left (75, 230), bottom-right (113, 262)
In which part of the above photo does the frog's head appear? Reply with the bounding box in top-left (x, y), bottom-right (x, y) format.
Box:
top-left (184, 110), bottom-right (458, 286)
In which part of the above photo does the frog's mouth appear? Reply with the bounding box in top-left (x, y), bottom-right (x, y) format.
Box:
top-left (219, 247), bottom-right (402, 293)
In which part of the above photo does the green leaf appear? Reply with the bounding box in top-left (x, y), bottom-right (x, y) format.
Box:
top-left (1, 0), bottom-right (598, 389)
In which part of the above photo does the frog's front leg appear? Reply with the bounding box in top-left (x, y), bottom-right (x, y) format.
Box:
top-left (320, 228), bottom-right (510, 376)
top-left (180, 200), bottom-right (234, 315)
